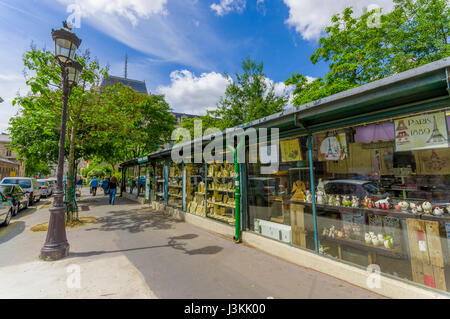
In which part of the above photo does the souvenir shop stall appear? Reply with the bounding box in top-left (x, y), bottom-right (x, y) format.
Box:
top-left (120, 59), bottom-right (450, 294)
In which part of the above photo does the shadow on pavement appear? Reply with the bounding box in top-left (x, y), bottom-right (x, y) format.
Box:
top-left (85, 209), bottom-right (183, 233)
top-left (68, 233), bottom-right (223, 258)
top-left (0, 220), bottom-right (26, 245)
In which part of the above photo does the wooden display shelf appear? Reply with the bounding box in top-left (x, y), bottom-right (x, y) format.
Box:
top-left (288, 200), bottom-right (450, 221)
top-left (209, 200), bottom-right (235, 208)
top-left (207, 188), bottom-right (235, 193)
top-left (320, 235), bottom-right (407, 259)
top-left (207, 213), bottom-right (235, 224)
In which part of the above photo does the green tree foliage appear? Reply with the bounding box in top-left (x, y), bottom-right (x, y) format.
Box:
top-left (286, 0), bottom-right (450, 106)
top-left (181, 57), bottom-right (288, 136)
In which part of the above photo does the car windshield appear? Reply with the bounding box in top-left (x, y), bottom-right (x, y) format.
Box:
top-left (3, 179), bottom-right (31, 189)
top-left (0, 185), bottom-right (13, 193)
top-left (363, 182), bottom-right (382, 194)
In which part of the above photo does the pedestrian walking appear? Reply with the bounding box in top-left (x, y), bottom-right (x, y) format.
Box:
top-left (108, 176), bottom-right (118, 205)
top-left (89, 177), bottom-right (99, 196)
top-left (101, 176), bottom-right (110, 195)
top-left (77, 177), bottom-right (83, 191)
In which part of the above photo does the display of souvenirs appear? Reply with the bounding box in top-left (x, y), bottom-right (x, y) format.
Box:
top-left (375, 197), bottom-right (390, 210)
top-left (333, 195), bottom-right (341, 207)
top-left (305, 190), bottom-right (312, 203)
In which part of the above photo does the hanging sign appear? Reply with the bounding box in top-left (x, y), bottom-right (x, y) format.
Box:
top-left (280, 138), bottom-right (302, 162)
top-left (395, 112), bottom-right (449, 152)
top-left (318, 133), bottom-right (347, 161)
top-left (138, 155), bottom-right (149, 164)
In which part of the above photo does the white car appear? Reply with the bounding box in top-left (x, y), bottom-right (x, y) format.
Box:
top-left (45, 178), bottom-right (57, 195)
top-left (1, 177), bottom-right (42, 206)
top-left (37, 179), bottom-right (52, 198)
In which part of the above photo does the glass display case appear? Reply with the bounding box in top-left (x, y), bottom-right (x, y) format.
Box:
top-left (206, 161), bottom-right (236, 225)
top-left (167, 162), bottom-right (182, 209)
top-left (186, 163), bottom-right (206, 216)
top-left (154, 161), bottom-right (165, 202)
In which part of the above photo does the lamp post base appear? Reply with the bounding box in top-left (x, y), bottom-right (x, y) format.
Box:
top-left (39, 191), bottom-right (70, 261)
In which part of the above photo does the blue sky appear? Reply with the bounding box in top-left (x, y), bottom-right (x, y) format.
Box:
top-left (0, 0), bottom-right (395, 131)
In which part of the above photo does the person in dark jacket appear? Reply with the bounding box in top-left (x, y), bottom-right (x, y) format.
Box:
top-left (101, 177), bottom-right (110, 195)
top-left (108, 176), bottom-right (118, 205)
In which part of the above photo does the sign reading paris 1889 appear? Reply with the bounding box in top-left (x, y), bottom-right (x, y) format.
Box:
top-left (395, 111), bottom-right (449, 152)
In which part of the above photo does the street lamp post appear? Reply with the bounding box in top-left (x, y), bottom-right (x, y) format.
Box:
top-left (40, 22), bottom-right (82, 261)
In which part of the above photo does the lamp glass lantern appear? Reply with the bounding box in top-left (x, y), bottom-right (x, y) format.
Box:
top-left (67, 61), bottom-right (83, 87)
top-left (52, 25), bottom-right (82, 65)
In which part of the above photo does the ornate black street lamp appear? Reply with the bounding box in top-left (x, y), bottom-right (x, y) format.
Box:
top-left (40, 22), bottom-right (82, 261)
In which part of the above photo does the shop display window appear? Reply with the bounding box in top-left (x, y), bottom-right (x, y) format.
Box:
top-left (311, 111), bottom-right (450, 292)
top-left (125, 166), bottom-right (139, 195)
top-left (246, 135), bottom-right (316, 250)
top-left (137, 164), bottom-right (148, 198)
top-left (155, 161), bottom-right (165, 202)
top-left (205, 161), bottom-right (236, 225)
top-left (186, 163), bottom-right (206, 216)
top-left (167, 162), bottom-right (183, 209)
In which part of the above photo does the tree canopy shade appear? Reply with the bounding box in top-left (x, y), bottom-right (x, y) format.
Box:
top-left (8, 48), bottom-right (177, 178)
top-left (286, 0), bottom-right (450, 106)
top-left (181, 57), bottom-right (289, 136)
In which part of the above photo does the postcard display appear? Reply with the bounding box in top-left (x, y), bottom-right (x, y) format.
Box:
top-left (206, 162), bottom-right (236, 225)
top-left (306, 112), bottom-right (450, 292)
top-left (167, 163), bottom-right (183, 209)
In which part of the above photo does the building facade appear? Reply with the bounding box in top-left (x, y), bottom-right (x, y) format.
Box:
top-left (0, 133), bottom-right (25, 179)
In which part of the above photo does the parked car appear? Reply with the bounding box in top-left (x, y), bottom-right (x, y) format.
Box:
top-left (0, 177), bottom-right (42, 206)
top-left (0, 192), bottom-right (15, 226)
top-left (37, 179), bottom-right (52, 198)
top-left (45, 178), bottom-right (57, 194)
top-left (0, 184), bottom-right (29, 213)
top-left (323, 179), bottom-right (390, 201)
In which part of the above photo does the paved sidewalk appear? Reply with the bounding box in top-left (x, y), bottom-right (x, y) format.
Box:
top-left (0, 191), bottom-right (384, 299)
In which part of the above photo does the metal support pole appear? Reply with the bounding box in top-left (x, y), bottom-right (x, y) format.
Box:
top-left (40, 67), bottom-right (70, 261)
top-left (308, 133), bottom-right (319, 253)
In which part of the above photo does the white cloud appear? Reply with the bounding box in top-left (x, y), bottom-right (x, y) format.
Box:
top-left (210, 0), bottom-right (246, 16)
top-left (58, 0), bottom-right (168, 26)
top-left (157, 70), bottom-right (231, 114)
top-left (283, 0), bottom-right (395, 40)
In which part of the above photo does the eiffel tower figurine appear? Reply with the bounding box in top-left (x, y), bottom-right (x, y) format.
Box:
top-left (427, 116), bottom-right (447, 144)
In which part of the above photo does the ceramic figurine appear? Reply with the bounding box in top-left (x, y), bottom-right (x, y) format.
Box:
top-left (337, 231), bottom-right (344, 238)
top-left (377, 233), bottom-right (384, 242)
top-left (375, 197), bottom-right (390, 210)
top-left (342, 195), bottom-right (351, 207)
top-left (422, 201), bottom-right (432, 214)
top-left (411, 206), bottom-right (418, 215)
top-left (433, 206), bottom-right (444, 216)
top-left (316, 189), bottom-right (326, 205)
top-left (363, 196), bottom-right (370, 208)
top-left (417, 204), bottom-right (423, 213)
top-left (365, 233), bottom-right (372, 245)
top-left (367, 198), bottom-right (375, 209)
top-left (384, 236), bottom-right (394, 249)
top-left (322, 228), bottom-right (328, 236)
top-left (446, 205), bottom-right (450, 214)
top-left (398, 201), bottom-right (409, 212)
top-left (334, 195), bottom-right (341, 207)
top-left (394, 205), bottom-right (400, 212)
top-left (305, 190), bottom-right (312, 203)
top-left (351, 196), bottom-right (359, 208)
top-left (328, 195), bottom-right (334, 206)
top-left (410, 202), bottom-right (416, 211)
top-left (371, 234), bottom-right (381, 247)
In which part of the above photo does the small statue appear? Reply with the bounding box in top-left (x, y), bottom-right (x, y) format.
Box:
top-left (363, 196), bottom-right (370, 208)
top-left (328, 194), bottom-right (335, 206)
top-left (364, 233), bottom-right (372, 245)
top-left (367, 198), bottom-right (375, 209)
top-left (342, 195), bottom-right (351, 207)
top-left (351, 196), bottom-right (359, 208)
top-left (316, 188), bottom-right (326, 205)
top-left (333, 195), bottom-right (341, 207)
top-left (398, 201), bottom-right (409, 212)
top-left (305, 190), bottom-right (312, 203)
top-left (375, 197), bottom-right (390, 210)
top-left (422, 201), bottom-right (432, 214)
top-left (291, 181), bottom-right (306, 201)
top-left (384, 236), bottom-right (394, 249)
top-left (417, 204), bottom-right (423, 213)
top-left (433, 206), bottom-right (444, 216)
